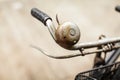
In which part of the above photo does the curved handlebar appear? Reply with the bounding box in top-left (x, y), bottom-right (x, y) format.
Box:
top-left (31, 8), bottom-right (120, 59)
top-left (31, 8), bottom-right (52, 26)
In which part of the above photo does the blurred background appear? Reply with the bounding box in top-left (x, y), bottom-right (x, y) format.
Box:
top-left (0, 0), bottom-right (120, 80)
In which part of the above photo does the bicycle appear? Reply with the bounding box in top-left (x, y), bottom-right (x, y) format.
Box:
top-left (30, 5), bottom-right (120, 80)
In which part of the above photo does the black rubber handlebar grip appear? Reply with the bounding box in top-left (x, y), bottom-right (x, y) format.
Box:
top-left (115, 6), bottom-right (120, 12)
top-left (31, 8), bottom-right (52, 26)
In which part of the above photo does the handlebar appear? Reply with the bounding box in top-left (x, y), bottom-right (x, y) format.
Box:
top-left (31, 8), bottom-right (52, 26)
top-left (31, 8), bottom-right (57, 40)
top-left (31, 8), bottom-right (120, 59)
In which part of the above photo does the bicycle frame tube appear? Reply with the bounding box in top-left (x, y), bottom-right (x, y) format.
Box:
top-left (105, 43), bottom-right (120, 64)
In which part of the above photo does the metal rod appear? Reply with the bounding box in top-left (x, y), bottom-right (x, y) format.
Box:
top-left (46, 19), bottom-right (57, 41)
top-left (70, 37), bottom-right (120, 50)
top-left (31, 45), bottom-right (120, 59)
top-left (105, 43), bottom-right (120, 64)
